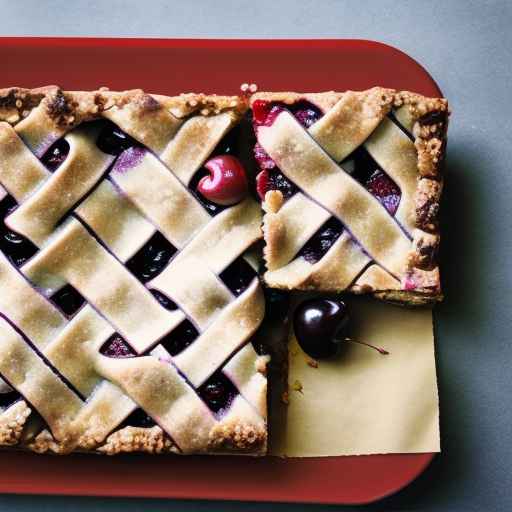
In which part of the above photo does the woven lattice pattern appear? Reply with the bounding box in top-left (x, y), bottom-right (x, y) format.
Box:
top-left (0, 87), bottom-right (268, 455)
top-left (252, 88), bottom-right (448, 305)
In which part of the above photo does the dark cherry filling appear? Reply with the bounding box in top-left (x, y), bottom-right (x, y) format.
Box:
top-left (96, 121), bottom-right (139, 155)
top-left (41, 138), bottom-right (70, 171)
top-left (150, 289), bottom-right (178, 311)
top-left (198, 371), bottom-right (238, 414)
top-left (343, 147), bottom-right (401, 215)
top-left (253, 101), bottom-right (323, 201)
top-left (100, 333), bottom-right (136, 358)
top-left (126, 232), bottom-right (176, 284)
top-left (0, 389), bottom-right (20, 408)
top-left (365, 170), bottom-right (401, 215)
top-left (159, 320), bottom-right (198, 356)
top-left (289, 101), bottom-right (323, 128)
top-left (255, 167), bottom-right (298, 201)
top-left (0, 195), bottom-right (38, 267)
top-left (121, 408), bottom-right (156, 428)
top-left (298, 217), bottom-right (345, 264)
top-left (219, 257), bottom-right (256, 296)
top-left (50, 284), bottom-right (86, 316)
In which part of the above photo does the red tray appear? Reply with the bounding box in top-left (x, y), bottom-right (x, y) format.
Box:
top-left (0, 38), bottom-right (439, 505)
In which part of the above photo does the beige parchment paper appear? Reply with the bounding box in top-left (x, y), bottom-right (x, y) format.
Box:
top-left (270, 296), bottom-right (440, 457)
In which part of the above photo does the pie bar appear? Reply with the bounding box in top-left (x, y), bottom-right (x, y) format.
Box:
top-left (251, 88), bottom-right (449, 305)
top-left (0, 86), bottom-right (269, 455)
top-left (0, 84), bottom-right (448, 458)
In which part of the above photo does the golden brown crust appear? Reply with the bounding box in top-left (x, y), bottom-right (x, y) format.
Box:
top-left (0, 85), bottom-right (267, 456)
top-left (252, 87), bottom-right (449, 306)
top-left (208, 418), bottom-right (267, 455)
top-left (0, 402), bottom-right (32, 446)
top-left (96, 426), bottom-right (178, 455)
top-left (0, 86), bottom-right (248, 127)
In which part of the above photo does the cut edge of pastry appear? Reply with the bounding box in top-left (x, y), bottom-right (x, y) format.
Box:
top-left (253, 87), bottom-right (449, 306)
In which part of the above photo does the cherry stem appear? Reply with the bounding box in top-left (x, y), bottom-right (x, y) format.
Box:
top-left (337, 336), bottom-right (389, 355)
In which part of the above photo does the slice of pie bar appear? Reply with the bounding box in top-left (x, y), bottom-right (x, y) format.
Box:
top-left (0, 86), bottom-right (269, 455)
top-left (251, 88), bottom-right (449, 305)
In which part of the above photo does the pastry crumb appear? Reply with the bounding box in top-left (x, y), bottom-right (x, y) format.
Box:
top-left (307, 359), bottom-right (319, 368)
top-left (292, 380), bottom-right (303, 393)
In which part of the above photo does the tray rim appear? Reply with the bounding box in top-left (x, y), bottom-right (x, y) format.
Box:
top-left (0, 36), bottom-right (440, 505)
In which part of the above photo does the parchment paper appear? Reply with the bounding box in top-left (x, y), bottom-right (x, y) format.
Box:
top-left (270, 296), bottom-right (440, 457)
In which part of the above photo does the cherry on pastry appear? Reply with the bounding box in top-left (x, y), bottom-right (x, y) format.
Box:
top-left (197, 155), bottom-right (248, 206)
top-left (293, 298), bottom-right (389, 359)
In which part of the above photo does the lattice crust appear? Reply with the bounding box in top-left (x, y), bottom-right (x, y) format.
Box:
top-left (251, 88), bottom-right (449, 305)
top-left (0, 86), bottom-right (268, 455)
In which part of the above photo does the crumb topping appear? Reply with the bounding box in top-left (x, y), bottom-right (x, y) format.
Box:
top-left (0, 402), bottom-right (31, 446)
top-left (97, 426), bottom-right (176, 455)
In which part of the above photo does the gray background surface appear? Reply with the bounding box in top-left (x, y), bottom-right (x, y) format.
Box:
top-left (1, 0), bottom-right (511, 510)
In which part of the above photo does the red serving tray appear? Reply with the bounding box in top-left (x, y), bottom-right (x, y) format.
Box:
top-left (0, 38), bottom-right (439, 505)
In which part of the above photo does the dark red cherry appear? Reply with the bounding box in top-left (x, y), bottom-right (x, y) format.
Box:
top-left (256, 170), bottom-right (271, 200)
top-left (252, 100), bottom-right (272, 125)
top-left (293, 298), bottom-right (389, 359)
top-left (294, 299), bottom-right (349, 359)
top-left (197, 155), bottom-right (248, 206)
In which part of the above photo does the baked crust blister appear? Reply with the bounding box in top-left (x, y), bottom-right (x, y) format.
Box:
top-left (0, 86), bottom-right (269, 455)
top-left (251, 87), bottom-right (449, 306)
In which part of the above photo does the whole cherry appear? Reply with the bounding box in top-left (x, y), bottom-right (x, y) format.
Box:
top-left (293, 298), bottom-right (389, 359)
top-left (197, 155), bottom-right (248, 206)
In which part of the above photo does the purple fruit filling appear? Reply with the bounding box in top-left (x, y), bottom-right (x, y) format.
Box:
top-left (365, 170), bottom-right (401, 215)
top-left (159, 320), bottom-right (198, 356)
top-left (256, 168), bottom-right (298, 200)
top-left (126, 232), bottom-right (176, 284)
top-left (96, 121), bottom-right (139, 155)
top-left (298, 217), bottom-right (345, 264)
top-left (150, 289), bottom-right (178, 311)
top-left (0, 195), bottom-right (38, 267)
top-left (100, 334), bottom-right (136, 358)
top-left (219, 257), bottom-right (256, 296)
top-left (50, 285), bottom-right (86, 317)
top-left (0, 389), bottom-right (20, 408)
top-left (112, 146), bottom-right (146, 174)
top-left (198, 372), bottom-right (238, 414)
top-left (121, 408), bottom-right (156, 428)
top-left (289, 101), bottom-right (323, 128)
top-left (41, 138), bottom-right (70, 171)
top-left (344, 147), bottom-right (401, 215)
